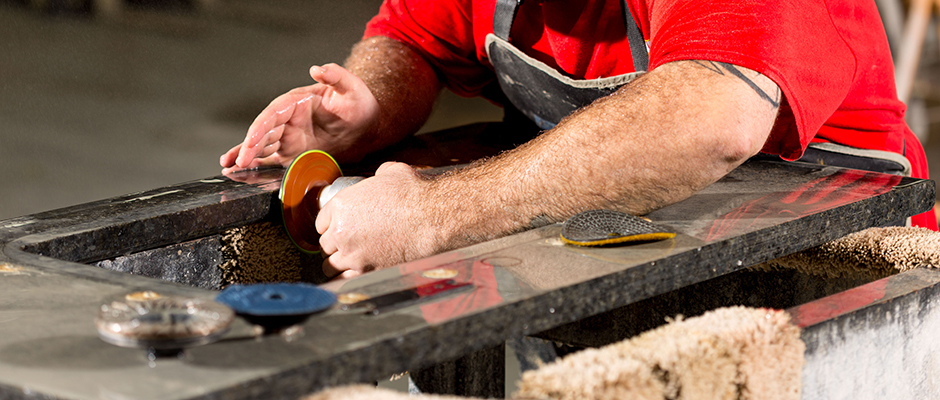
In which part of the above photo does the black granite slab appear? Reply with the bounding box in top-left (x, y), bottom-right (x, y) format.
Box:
top-left (95, 236), bottom-right (225, 290)
top-left (0, 122), bottom-right (934, 399)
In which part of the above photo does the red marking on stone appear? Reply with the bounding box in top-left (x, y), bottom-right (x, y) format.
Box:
top-left (789, 278), bottom-right (888, 328)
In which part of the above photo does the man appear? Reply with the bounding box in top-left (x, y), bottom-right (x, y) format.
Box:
top-left (220, 0), bottom-right (936, 279)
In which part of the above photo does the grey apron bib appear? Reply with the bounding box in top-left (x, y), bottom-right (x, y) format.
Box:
top-left (486, 0), bottom-right (648, 130)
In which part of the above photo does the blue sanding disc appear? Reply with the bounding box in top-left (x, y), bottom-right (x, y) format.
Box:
top-left (216, 283), bottom-right (337, 317)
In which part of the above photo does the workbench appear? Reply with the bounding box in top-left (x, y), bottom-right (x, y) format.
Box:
top-left (0, 123), bottom-right (935, 399)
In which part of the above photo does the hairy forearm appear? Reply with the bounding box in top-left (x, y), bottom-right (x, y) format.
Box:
top-left (423, 60), bottom-right (780, 250)
top-left (344, 36), bottom-right (442, 153)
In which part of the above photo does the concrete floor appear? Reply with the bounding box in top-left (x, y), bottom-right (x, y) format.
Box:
top-left (1, 0), bottom-right (939, 225)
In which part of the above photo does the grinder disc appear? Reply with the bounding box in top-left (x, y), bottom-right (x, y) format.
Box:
top-left (280, 150), bottom-right (343, 253)
top-left (561, 209), bottom-right (676, 246)
top-left (216, 283), bottom-right (337, 331)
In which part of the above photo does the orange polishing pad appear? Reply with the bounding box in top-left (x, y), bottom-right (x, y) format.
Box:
top-left (280, 150), bottom-right (342, 253)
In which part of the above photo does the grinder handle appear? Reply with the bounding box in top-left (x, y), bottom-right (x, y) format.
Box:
top-left (318, 176), bottom-right (365, 209)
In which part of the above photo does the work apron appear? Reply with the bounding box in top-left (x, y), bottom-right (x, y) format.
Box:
top-left (486, 0), bottom-right (648, 130)
top-left (486, 0), bottom-right (912, 177)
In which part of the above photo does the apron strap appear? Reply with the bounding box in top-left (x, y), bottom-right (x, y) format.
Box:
top-left (753, 142), bottom-right (911, 177)
top-left (620, 0), bottom-right (649, 71)
top-left (800, 142), bottom-right (911, 176)
top-left (494, 0), bottom-right (522, 40)
top-left (493, 0), bottom-right (650, 72)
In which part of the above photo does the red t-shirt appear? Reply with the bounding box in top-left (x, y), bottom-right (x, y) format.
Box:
top-left (365, 0), bottom-right (936, 229)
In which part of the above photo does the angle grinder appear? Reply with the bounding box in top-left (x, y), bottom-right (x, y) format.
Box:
top-left (279, 150), bottom-right (363, 253)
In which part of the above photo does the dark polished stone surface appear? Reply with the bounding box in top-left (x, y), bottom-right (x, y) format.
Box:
top-left (0, 123), bottom-right (935, 399)
top-left (410, 344), bottom-right (506, 398)
top-left (95, 236), bottom-right (224, 290)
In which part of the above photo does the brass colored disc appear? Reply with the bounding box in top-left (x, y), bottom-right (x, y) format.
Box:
top-left (337, 292), bottom-right (371, 305)
top-left (125, 291), bottom-right (162, 301)
top-left (422, 268), bottom-right (459, 279)
top-left (280, 150), bottom-right (343, 253)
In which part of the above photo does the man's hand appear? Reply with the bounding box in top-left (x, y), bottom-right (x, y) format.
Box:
top-left (220, 36), bottom-right (441, 174)
top-left (220, 64), bottom-right (380, 173)
top-left (315, 162), bottom-right (439, 279)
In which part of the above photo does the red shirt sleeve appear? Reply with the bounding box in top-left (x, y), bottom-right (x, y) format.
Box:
top-left (364, 0), bottom-right (495, 97)
top-left (643, 0), bottom-right (904, 161)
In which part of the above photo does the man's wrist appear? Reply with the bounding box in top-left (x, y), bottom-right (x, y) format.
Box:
top-left (419, 170), bottom-right (524, 254)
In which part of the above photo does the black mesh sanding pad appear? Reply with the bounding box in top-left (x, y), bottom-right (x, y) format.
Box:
top-left (561, 209), bottom-right (676, 246)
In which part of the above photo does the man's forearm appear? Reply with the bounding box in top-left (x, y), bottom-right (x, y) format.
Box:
top-left (344, 36), bottom-right (443, 154)
top-left (424, 60), bottom-right (781, 251)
